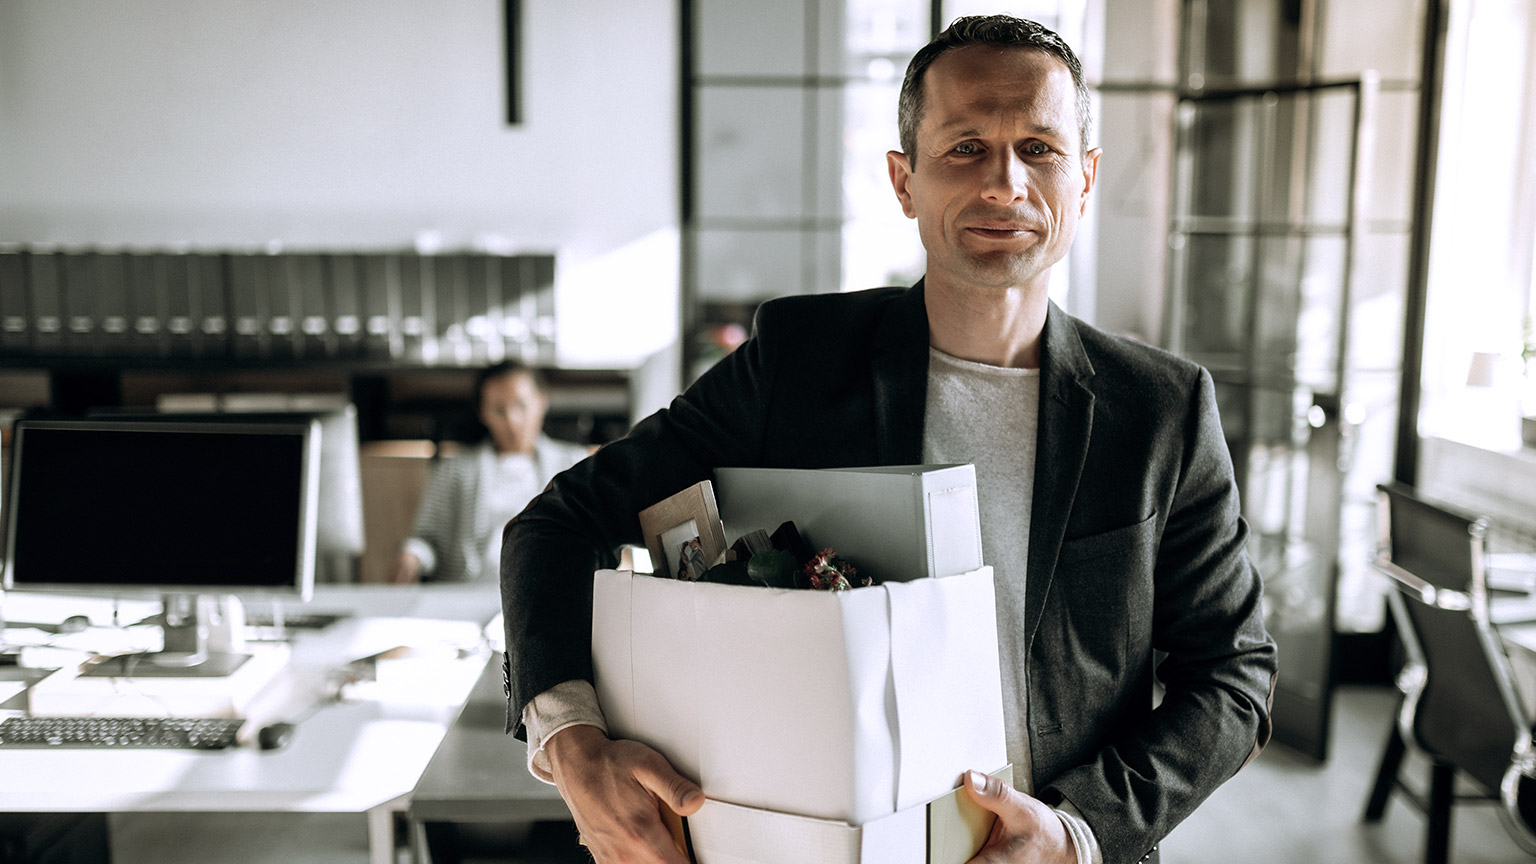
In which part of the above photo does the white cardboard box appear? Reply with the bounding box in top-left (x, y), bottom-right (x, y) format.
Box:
top-left (591, 566), bottom-right (1006, 827)
top-left (713, 465), bottom-right (983, 583)
top-left (681, 765), bottom-right (1012, 864)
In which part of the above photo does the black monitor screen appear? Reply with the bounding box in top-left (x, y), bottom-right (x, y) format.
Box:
top-left (83, 407), bottom-right (365, 559)
top-left (3, 419), bottom-right (318, 595)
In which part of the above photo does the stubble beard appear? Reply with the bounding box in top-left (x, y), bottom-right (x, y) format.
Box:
top-left (940, 239), bottom-right (1057, 297)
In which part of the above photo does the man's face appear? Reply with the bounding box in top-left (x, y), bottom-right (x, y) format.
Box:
top-left (480, 371), bottom-right (547, 455)
top-left (887, 46), bottom-right (1100, 296)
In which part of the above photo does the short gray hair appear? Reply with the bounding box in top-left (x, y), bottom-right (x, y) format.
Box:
top-left (897, 15), bottom-right (1092, 160)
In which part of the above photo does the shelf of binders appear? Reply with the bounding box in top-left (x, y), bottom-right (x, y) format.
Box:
top-left (0, 246), bottom-right (557, 368)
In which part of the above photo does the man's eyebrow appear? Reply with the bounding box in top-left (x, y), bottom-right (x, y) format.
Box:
top-left (930, 120), bottom-right (1068, 139)
top-left (932, 123), bottom-right (984, 139)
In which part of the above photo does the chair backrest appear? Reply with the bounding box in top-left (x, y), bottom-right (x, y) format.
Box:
top-left (1389, 591), bottom-right (1522, 791)
top-left (1375, 483), bottom-right (1531, 796)
top-left (1376, 481), bottom-right (1487, 597)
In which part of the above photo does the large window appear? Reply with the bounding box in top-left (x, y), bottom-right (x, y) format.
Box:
top-left (1418, 0), bottom-right (1536, 453)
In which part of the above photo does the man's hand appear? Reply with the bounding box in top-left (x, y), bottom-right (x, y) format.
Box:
top-left (964, 770), bottom-right (1077, 864)
top-left (545, 724), bottom-right (704, 863)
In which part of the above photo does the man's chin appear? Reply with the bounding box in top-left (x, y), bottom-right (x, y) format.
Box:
top-left (951, 252), bottom-right (1052, 291)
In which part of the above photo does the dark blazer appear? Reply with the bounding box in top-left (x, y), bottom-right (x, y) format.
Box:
top-left (501, 281), bottom-right (1277, 864)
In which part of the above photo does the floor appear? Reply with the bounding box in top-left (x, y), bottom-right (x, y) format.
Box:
top-left (106, 684), bottom-right (1534, 864)
top-left (1161, 685), bottom-right (1531, 863)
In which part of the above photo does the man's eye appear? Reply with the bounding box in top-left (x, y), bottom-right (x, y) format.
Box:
top-left (1025, 141), bottom-right (1051, 156)
top-left (954, 142), bottom-right (979, 155)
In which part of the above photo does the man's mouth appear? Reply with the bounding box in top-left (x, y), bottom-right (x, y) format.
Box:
top-left (966, 223), bottom-right (1034, 240)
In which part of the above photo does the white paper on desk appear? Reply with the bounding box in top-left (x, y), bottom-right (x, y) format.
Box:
top-left (0, 628), bottom-right (55, 648)
top-left (48, 625), bottom-right (161, 656)
top-left (330, 617), bottom-right (484, 662)
top-left (714, 465), bottom-right (982, 583)
top-left (592, 567), bottom-right (1005, 826)
top-left (345, 655), bottom-right (483, 707)
top-left (329, 617), bottom-right (484, 706)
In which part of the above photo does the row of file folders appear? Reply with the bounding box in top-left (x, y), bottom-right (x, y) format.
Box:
top-left (0, 247), bottom-right (557, 365)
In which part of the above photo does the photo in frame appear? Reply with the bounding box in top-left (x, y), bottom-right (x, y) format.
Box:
top-left (637, 480), bottom-right (727, 579)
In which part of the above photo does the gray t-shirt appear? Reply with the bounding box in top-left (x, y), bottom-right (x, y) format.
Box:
top-left (921, 347), bottom-right (1040, 791)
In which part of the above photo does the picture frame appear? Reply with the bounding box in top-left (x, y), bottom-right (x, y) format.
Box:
top-left (637, 480), bottom-right (727, 579)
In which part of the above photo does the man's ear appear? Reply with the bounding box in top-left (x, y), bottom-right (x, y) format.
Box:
top-left (1078, 147), bottom-right (1102, 217)
top-left (887, 150), bottom-right (917, 219)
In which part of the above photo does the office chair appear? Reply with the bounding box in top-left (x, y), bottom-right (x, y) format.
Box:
top-left (1362, 482), bottom-right (1536, 862)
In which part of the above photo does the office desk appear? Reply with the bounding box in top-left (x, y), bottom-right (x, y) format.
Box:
top-left (0, 582), bottom-right (502, 864)
top-left (408, 655), bottom-right (570, 861)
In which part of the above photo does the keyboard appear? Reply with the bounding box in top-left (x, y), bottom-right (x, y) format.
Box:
top-left (0, 715), bottom-right (245, 749)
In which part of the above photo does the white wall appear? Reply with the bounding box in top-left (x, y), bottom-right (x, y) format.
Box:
top-left (0, 0), bottom-right (680, 368)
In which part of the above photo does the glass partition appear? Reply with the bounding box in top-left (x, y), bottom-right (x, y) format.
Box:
top-left (1167, 78), bottom-right (1374, 760)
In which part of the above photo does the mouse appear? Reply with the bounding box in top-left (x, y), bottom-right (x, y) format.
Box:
top-left (58, 615), bottom-right (91, 634)
top-left (257, 722), bottom-right (295, 751)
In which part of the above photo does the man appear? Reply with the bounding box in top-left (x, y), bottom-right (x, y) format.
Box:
top-left (395, 360), bottom-right (589, 583)
top-left (502, 15), bottom-right (1276, 864)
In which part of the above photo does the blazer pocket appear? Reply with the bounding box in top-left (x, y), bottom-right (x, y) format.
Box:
top-left (1043, 514), bottom-right (1158, 683)
top-left (1057, 512), bottom-right (1159, 568)
top-left (1055, 512), bottom-right (1159, 623)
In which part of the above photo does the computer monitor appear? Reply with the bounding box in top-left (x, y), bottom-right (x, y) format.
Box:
top-left (308, 405), bottom-right (366, 566)
top-left (1, 417), bottom-right (320, 674)
top-left (87, 404), bottom-right (366, 582)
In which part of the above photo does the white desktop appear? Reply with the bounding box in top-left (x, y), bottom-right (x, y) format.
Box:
top-left (0, 583), bottom-right (500, 864)
top-left (0, 415), bottom-right (501, 864)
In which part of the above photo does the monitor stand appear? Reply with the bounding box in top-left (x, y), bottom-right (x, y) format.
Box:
top-left (82, 593), bottom-right (251, 678)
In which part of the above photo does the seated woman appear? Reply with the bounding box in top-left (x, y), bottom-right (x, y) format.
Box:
top-left (394, 361), bottom-right (591, 583)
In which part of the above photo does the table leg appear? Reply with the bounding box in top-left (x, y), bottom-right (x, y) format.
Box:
top-left (368, 793), bottom-right (412, 864)
top-left (410, 816), bottom-right (435, 864)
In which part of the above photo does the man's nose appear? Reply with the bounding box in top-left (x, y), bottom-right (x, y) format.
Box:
top-left (981, 150), bottom-right (1028, 203)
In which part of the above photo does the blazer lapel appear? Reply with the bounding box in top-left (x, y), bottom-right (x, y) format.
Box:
top-left (871, 281), bottom-right (930, 465)
top-left (1026, 302), bottom-right (1096, 649)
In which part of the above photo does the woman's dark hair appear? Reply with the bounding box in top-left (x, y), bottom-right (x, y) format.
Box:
top-left (473, 359), bottom-right (544, 416)
top-left (458, 360), bottom-right (546, 444)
